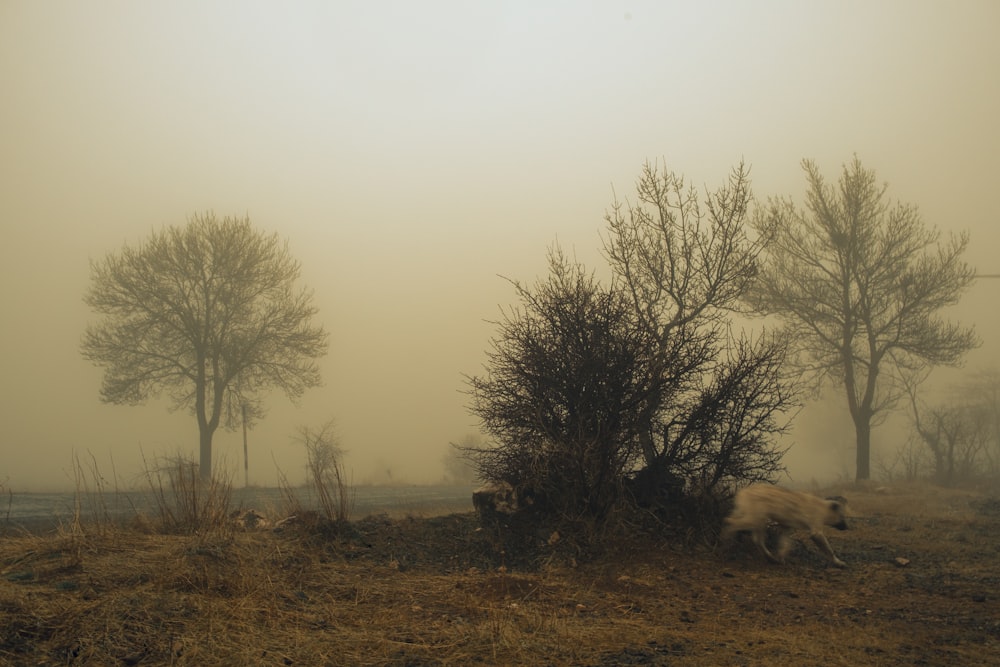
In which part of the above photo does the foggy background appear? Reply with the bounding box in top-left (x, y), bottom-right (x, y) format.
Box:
top-left (2, 1), bottom-right (997, 491)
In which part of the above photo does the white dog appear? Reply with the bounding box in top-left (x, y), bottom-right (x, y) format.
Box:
top-left (722, 484), bottom-right (848, 567)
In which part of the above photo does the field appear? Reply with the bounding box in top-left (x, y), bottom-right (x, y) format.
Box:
top-left (1, 483), bottom-right (998, 666)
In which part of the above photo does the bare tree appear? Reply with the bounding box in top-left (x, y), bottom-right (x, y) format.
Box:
top-left (603, 161), bottom-right (760, 339)
top-left (905, 374), bottom-right (989, 486)
top-left (959, 369), bottom-right (1000, 476)
top-left (82, 213), bottom-right (329, 479)
top-left (466, 162), bottom-right (794, 526)
top-left (602, 161), bottom-right (792, 496)
top-left (875, 437), bottom-right (928, 483)
top-left (750, 157), bottom-right (978, 480)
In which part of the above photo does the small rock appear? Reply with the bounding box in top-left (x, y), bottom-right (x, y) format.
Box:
top-left (893, 557), bottom-right (910, 567)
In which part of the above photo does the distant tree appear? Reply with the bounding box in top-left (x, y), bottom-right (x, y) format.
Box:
top-left (904, 372), bottom-right (989, 486)
top-left (958, 369), bottom-right (1000, 476)
top-left (749, 157), bottom-right (978, 480)
top-left (466, 162), bottom-right (795, 526)
top-left (875, 436), bottom-right (927, 483)
top-left (443, 434), bottom-right (482, 485)
top-left (82, 213), bottom-right (329, 479)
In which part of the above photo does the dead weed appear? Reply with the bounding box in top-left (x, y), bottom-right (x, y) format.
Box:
top-left (0, 482), bottom-right (998, 665)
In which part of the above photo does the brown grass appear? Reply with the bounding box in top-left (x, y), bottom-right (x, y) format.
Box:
top-left (140, 455), bottom-right (234, 535)
top-left (1, 482), bottom-right (998, 665)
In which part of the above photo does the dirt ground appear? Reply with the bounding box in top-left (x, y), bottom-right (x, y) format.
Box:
top-left (1, 482), bottom-right (998, 666)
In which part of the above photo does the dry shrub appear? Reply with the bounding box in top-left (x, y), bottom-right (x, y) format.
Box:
top-left (141, 454), bottom-right (233, 534)
top-left (2, 482), bottom-right (998, 665)
top-left (277, 421), bottom-right (353, 529)
top-left (63, 451), bottom-right (129, 537)
top-left (0, 478), bottom-right (12, 537)
top-left (304, 436), bottom-right (352, 523)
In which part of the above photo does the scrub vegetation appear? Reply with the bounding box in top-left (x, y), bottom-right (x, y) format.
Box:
top-left (43, 158), bottom-right (988, 665)
top-left (1, 482), bottom-right (998, 665)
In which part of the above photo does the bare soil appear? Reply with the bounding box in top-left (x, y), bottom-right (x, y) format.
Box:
top-left (1, 482), bottom-right (998, 666)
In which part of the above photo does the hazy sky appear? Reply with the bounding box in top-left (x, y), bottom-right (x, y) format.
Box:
top-left (2, 1), bottom-right (998, 491)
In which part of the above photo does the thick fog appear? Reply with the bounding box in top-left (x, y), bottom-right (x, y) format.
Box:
top-left (2, 2), bottom-right (998, 491)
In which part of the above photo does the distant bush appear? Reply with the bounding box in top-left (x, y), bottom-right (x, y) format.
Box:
top-left (278, 420), bottom-right (353, 528)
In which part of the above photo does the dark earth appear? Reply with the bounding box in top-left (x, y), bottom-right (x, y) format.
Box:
top-left (1, 482), bottom-right (998, 665)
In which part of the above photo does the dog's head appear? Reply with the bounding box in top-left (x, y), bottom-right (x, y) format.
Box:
top-left (825, 496), bottom-right (848, 531)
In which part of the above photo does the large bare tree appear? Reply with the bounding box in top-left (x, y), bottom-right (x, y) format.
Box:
top-left (82, 213), bottom-right (329, 479)
top-left (750, 157), bottom-right (978, 480)
top-left (466, 163), bottom-right (794, 524)
top-left (602, 161), bottom-right (777, 479)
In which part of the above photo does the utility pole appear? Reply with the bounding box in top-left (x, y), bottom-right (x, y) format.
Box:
top-left (242, 403), bottom-right (249, 488)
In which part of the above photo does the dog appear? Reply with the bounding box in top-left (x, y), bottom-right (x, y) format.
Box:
top-left (722, 484), bottom-right (848, 567)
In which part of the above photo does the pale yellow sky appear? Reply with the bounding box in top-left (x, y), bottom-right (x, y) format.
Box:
top-left (2, 1), bottom-right (998, 490)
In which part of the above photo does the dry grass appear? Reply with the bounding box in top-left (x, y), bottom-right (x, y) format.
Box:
top-left (139, 456), bottom-right (234, 535)
top-left (1, 482), bottom-right (998, 665)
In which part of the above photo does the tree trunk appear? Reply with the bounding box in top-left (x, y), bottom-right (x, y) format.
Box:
top-left (194, 364), bottom-right (223, 481)
top-left (199, 425), bottom-right (213, 481)
top-left (854, 417), bottom-right (871, 481)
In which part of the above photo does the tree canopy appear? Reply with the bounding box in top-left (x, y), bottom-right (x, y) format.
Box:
top-left (82, 213), bottom-right (329, 479)
top-left (750, 157), bottom-right (978, 480)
